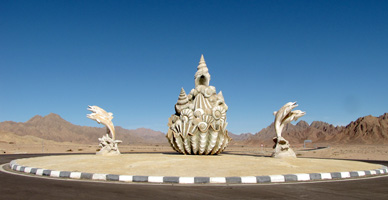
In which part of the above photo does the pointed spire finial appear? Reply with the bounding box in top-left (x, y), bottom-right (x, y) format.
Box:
top-left (180, 87), bottom-right (186, 94)
top-left (177, 87), bottom-right (188, 104)
top-left (195, 54), bottom-right (211, 87)
top-left (199, 54), bottom-right (205, 64)
top-left (197, 54), bottom-right (208, 70)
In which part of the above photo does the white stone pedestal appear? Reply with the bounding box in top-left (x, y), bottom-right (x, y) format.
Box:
top-left (271, 136), bottom-right (296, 158)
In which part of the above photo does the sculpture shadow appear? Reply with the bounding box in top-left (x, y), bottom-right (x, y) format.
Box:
top-left (222, 152), bottom-right (271, 158)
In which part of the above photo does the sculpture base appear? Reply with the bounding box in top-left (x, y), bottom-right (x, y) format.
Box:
top-left (166, 130), bottom-right (232, 155)
top-left (96, 134), bottom-right (121, 156)
top-left (271, 137), bottom-right (296, 159)
top-left (96, 148), bottom-right (121, 156)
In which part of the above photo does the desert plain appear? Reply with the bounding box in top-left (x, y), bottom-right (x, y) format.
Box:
top-left (2, 113), bottom-right (387, 162)
top-left (2, 129), bottom-right (388, 178)
top-left (1, 131), bottom-right (387, 161)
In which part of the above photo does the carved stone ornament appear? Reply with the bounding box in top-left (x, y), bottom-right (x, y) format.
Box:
top-left (87, 105), bottom-right (122, 155)
top-left (272, 102), bottom-right (305, 158)
top-left (166, 55), bottom-right (231, 155)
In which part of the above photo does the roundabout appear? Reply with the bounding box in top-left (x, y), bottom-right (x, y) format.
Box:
top-left (2, 154), bottom-right (388, 200)
top-left (7, 153), bottom-right (388, 184)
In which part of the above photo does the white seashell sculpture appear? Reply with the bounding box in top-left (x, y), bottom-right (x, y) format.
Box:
top-left (167, 55), bottom-right (231, 155)
top-left (87, 105), bottom-right (122, 156)
top-left (272, 102), bottom-right (305, 158)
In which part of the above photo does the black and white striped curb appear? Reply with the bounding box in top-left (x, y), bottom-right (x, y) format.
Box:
top-left (9, 160), bottom-right (388, 184)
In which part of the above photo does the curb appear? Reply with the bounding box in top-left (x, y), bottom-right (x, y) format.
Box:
top-left (9, 160), bottom-right (388, 184)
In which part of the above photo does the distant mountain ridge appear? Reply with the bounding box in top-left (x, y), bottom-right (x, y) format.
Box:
top-left (232, 113), bottom-right (388, 145)
top-left (332, 113), bottom-right (388, 144)
top-left (0, 113), bottom-right (167, 145)
top-left (1, 113), bottom-right (387, 145)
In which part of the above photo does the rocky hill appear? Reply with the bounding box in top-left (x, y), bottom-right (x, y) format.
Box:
top-left (0, 113), bottom-right (167, 145)
top-left (234, 113), bottom-right (388, 145)
top-left (229, 132), bottom-right (254, 141)
top-left (329, 113), bottom-right (388, 144)
top-left (1, 113), bottom-right (387, 146)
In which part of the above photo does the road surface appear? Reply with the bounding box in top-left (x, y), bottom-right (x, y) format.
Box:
top-left (1, 153), bottom-right (387, 200)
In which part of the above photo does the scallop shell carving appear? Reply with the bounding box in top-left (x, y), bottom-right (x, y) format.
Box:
top-left (205, 130), bottom-right (219, 154)
top-left (204, 86), bottom-right (216, 98)
top-left (201, 114), bottom-right (214, 124)
top-left (193, 108), bottom-right (204, 118)
top-left (190, 130), bottom-right (200, 154)
top-left (198, 121), bottom-right (208, 132)
top-left (166, 55), bottom-right (231, 155)
top-left (212, 106), bottom-right (226, 121)
top-left (180, 109), bottom-right (194, 122)
top-left (172, 120), bottom-right (182, 137)
top-left (194, 93), bottom-right (212, 111)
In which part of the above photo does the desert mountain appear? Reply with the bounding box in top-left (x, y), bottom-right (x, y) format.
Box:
top-left (0, 130), bottom-right (75, 146)
top-left (238, 113), bottom-right (388, 145)
top-left (329, 113), bottom-right (388, 144)
top-left (0, 113), bottom-right (167, 145)
top-left (228, 132), bottom-right (254, 141)
top-left (1, 113), bottom-right (387, 146)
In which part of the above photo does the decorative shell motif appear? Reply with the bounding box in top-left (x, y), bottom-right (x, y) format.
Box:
top-left (180, 109), bottom-right (194, 122)
top-left (166, 55), bottom-right (231, 155)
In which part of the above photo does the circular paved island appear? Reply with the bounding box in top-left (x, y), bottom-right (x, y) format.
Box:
top-left (9, 153), bottom-right (387, 184)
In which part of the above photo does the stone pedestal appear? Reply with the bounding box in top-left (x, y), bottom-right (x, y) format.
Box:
top-left (271, 136), bottom-right (296, 158)
top-left (96, 134), bottom-right (122, 156)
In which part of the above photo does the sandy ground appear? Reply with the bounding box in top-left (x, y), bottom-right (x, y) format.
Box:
top-left (224, 144), bottom-right (388, 161)
top-left (3, 140), bottom-right (386, 177)
top-left (0, 142), bottom-right (172, 154)
top-left (14, 153), bottom-right (381, 177)
top-left (296, 145), bottom-right (388, 161)
top-left (1, 142), bottom-right (388, 161)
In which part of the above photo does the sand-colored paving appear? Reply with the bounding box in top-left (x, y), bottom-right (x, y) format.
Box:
top-left (15, 153), bottom-right (381, 177)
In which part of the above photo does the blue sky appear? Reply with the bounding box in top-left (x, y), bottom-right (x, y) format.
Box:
top-left (1, 0), bottom-right (387, 134)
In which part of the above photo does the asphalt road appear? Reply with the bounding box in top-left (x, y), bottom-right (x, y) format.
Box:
top-left (1, 153), bottom-right (388, 200)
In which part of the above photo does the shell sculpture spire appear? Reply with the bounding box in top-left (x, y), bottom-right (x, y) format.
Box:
top-left (167, 55), bottom-right (231, 155)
